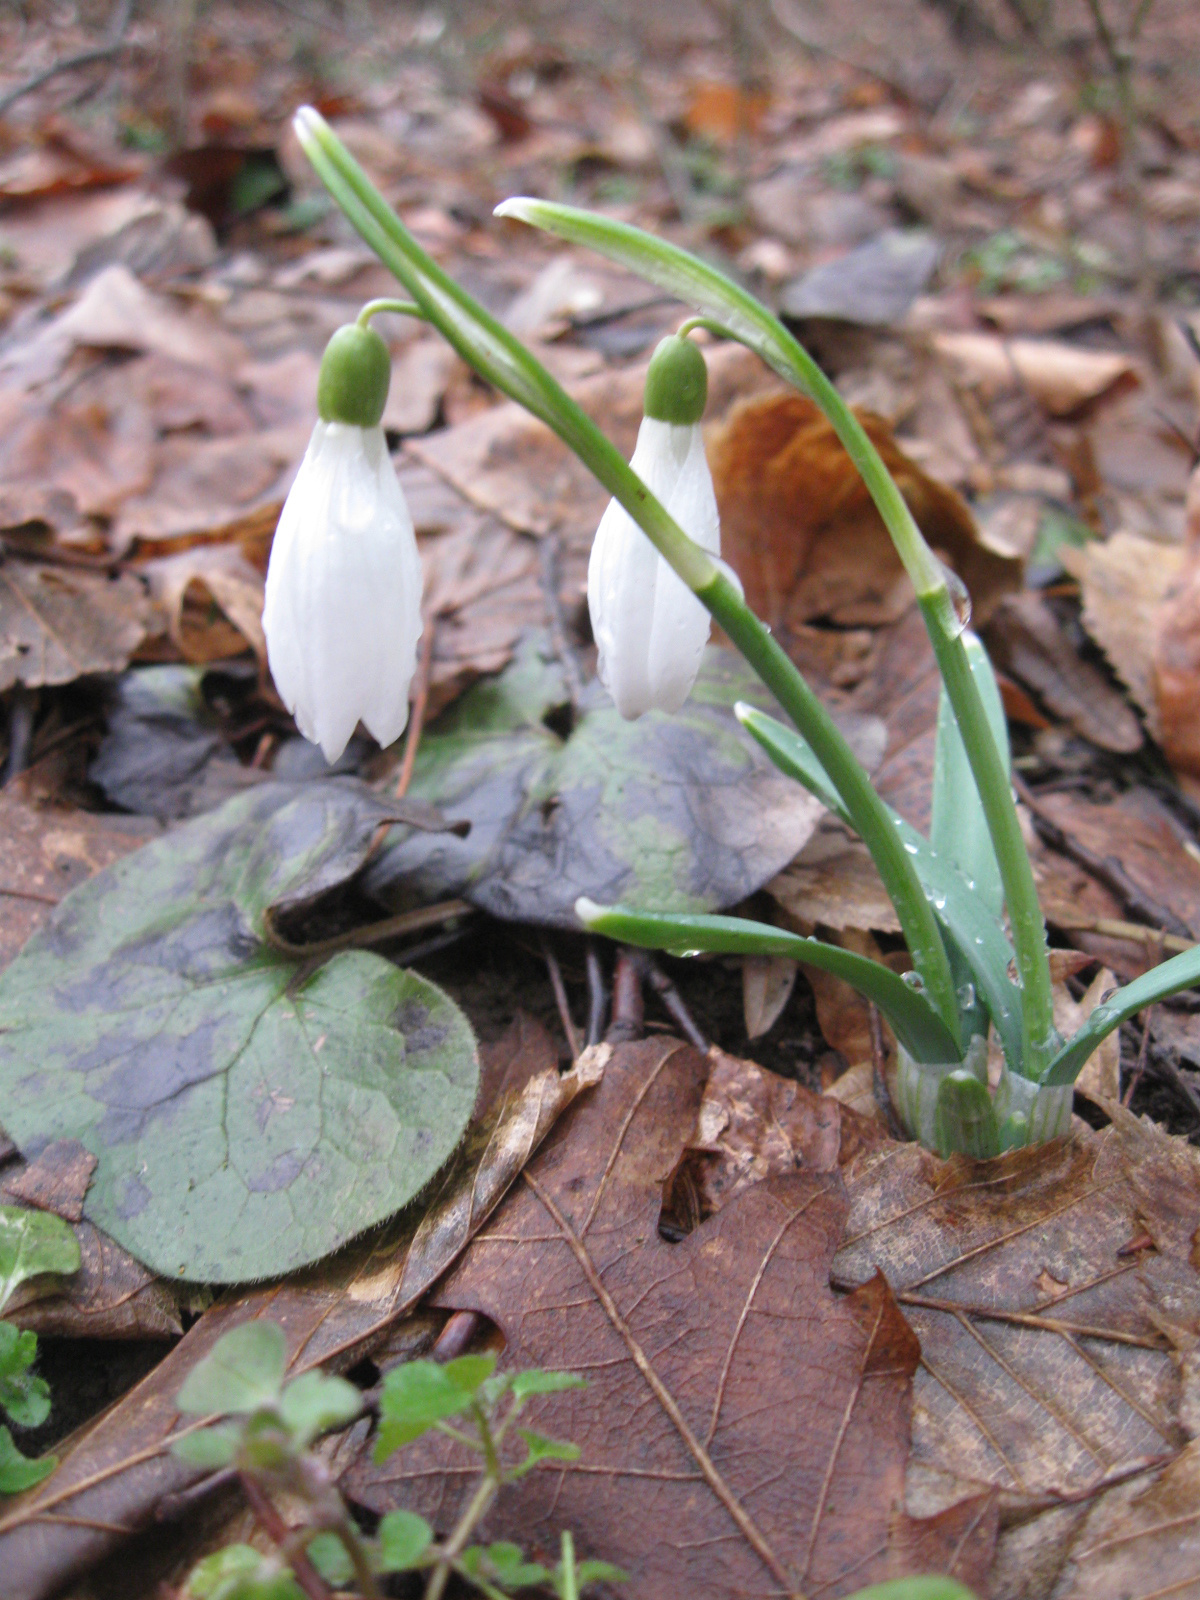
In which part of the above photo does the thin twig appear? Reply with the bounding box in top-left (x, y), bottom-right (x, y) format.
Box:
top-left (1046, 912), bottom-right (1192, 957)
top-left (154, 1465), bottom-right (238, 1523)
top-left (585, 941), bottom-right (607, 1045)
top-left (263, 898), bottom-right (473, 961)
top-left (237, 1472), bottom-right (332, 1600)
top-left (539, 534), bottom-right (586, 715)
top-left (606, 948), bottom-right (645, 1043)
top-left (1013, 774), bottom-right (1193, 942)
top-left (395, 611), bottom-right (439, 798)
top-left (543, 940), bottom-right (581, 1058)
top-left (0, 0), bottom-right (134, 118)
top-left (1122, 1007), bottom-right (1153, 1107)
top-left (645, 959), bottom-right (710, 1052)
top-left (432, 1310), bottom-right (485, 1362)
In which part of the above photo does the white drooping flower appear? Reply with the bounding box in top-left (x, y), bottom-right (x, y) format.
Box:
top-left (262, 323), bottom-right (423, 764)
top-left (588, 335), bottom-right (722, 719)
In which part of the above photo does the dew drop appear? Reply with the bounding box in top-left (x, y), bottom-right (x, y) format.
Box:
top-left (957, 981), bottom-right (976, 1011)
top-left (933, 892), bottom-right (947, 911)
top-left (902, 970), bottom-right (926, 993)
top-left (904, 841), bottom-right (919, 855)
top-left (974, 935), bottom-right (984, 946)
top-left (1006, 957), bottom-right (1019, 982)
top-left (940, 561), bottom-right (972, 637)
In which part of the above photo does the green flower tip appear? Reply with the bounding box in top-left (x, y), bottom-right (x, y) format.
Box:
top-left (317, 323), bottom-right (391, 427)
top-left (643, 334), bottom-right (708, 425)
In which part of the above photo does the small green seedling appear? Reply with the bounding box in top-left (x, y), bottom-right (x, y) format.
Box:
top-left (0, 1203), bottom-right (80, 1492)
top-left (178, 1322), bottom-right (624, 1600)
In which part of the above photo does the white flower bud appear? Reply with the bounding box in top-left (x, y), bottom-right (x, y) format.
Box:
top-left (588, 415), bottom-right (721, 719)
top-left (263, 419), bottom-right (423, 763)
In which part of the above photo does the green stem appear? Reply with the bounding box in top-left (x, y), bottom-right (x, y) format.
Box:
top-left (356, 297), bottom-right (425, 327)
top-left (920, 593), bottom-right (1056, 1074)
top-left (424, 1475), bottom-right (498, 1600)
top-left (293, 107), bottom-right (959, 1046)
top-left (495, 198), bottom-right (1054, 1075)
top-left (560, 1532), bottom-right (579, 1600)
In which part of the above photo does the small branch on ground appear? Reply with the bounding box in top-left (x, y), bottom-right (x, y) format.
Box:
top-left (606, 949), bottom-right (646, 1043)
top-left (585, 941), bottom-right (607, 1045)
top-left (0, 0), bottom-right (134, 118)
top-left (395, 611), bottom-right (439, 798)
top-left (542, 940), bottom-right (581, 1059)
top-left (432, 1310), bottom-right (486, 1363)
top-left (538, 535), bottom-right (586, 717)
top-left (645, 960), bottom-right (710, 1052)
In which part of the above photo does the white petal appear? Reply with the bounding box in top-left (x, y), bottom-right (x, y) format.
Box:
top-left (586, 417), bottom-right (721, 720)
top-left (262, 421), bottom-right (424, 763)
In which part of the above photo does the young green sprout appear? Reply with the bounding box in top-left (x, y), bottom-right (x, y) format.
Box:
top-left (283, 104), bottom-right (1200, 1159)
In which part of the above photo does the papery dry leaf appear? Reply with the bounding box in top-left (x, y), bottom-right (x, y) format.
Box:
top-left (1063, 532), bottom-right (1185, 739)
top-left (706, 391), bottom-right (1019, 632)
top-left (348, 1039), bottom-right (996, 1598)
top-left (742, 954), bottom-right (798, 1039)
top-left (1057, 967), bottom-right (1121, 1104)
top-left (986, 590), bottom-right (1142, 754)
top-left (932, 333), bottom-right (1139, 417)
top-left (1153, 526), bottom-right (1200, 781)
top-left (0, 561), bottom-right (149, 691)
top-left (1, 1139), bottom-right (95, 1223)
top-left (0, 1040), bottom-right (599, 1600)
top-left (1036, 786), bottom-right (1200, 941)
top-left (141, 544), bottom-right (266, 664)
top-left (770, 816), bottom-right (902, 936)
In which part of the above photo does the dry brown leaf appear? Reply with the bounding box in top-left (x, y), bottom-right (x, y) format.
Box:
top-left (142, 544), bottom-right (266, 664)
top-left (1058, 967), bottom-right (1121, 1105)
top-left (742, 954), bottom-right (798, 1039)
top-left (1063, 532), bottom-right (1186, 740)
top-left (771, 816), bottom-right (902, 936)
top-left (986, 590), bottom-right (1143, 754)
top-left (931, 332), bottom-right (1139, 417)
top-left (0, 796), bottom-right (153, 970)
top-left (0, 561), bottom-right (149, 691)
top-left (348, 1039), bottom-right (996, 1598)
top-left (707, 390), bottom-right (1020, 632)
top-left (0, 1041), bottom-right (599, 1599)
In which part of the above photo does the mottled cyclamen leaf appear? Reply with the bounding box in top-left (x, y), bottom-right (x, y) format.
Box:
top-left (366, 634), bottom-right (834, 928)
top-left (0, 782), bottom-right (478, 1284)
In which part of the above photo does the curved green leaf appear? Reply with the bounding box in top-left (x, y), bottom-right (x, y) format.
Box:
top-left (1043, 943), bottom-right (1200, 1086)
top-left (735, 704), bottom-right (1023, 1068)
top-left (575, 900), bottom-right (961, 1065)
top-left (0, 784), bottom-right (479, 1283)
top-left (0, 1205), bottom-right (80, 1315)
top-left (931, 632), bottom-right (1007, 920)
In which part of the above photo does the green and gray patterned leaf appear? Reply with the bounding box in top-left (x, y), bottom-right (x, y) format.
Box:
top-left (0, 783), bottom-right (478, 1284)
top-left (366, 635), bottom-right (833, 928)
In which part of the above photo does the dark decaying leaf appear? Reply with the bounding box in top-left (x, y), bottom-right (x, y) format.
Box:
top-left (0, 782), bottom-right (479, 1282)
top-left (0, 1027), bottom-right (598, 1600)
top-left (89, 665), bottom-right (264, 821)
top-left (346, 1040), bottom-right (996, 1598)
top-left (366, 635), bottom-right (826, 928)
top-left (0, 562), bottom-right (150, 692)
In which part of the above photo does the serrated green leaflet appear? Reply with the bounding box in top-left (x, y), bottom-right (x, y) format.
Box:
top-left (0, 1205), bottom-right (80, 1313)
top-left (177, 1323), bottom-right (286, 1415)
top-left (0, 783), bottom-right (479, 1283)
top-left (0, 1322), bottom-right (50, 1428)
top-left (0, 1426), bottom-right (55, 1494)
top-left (278, 1369), bottom-right (362, 1445)
top-left (366, 636), bottom-right (823, 928)
top-left (375, 1358), bottom-right (478, 1456)
top-left (377, 1508), bottom-right (434, 1572)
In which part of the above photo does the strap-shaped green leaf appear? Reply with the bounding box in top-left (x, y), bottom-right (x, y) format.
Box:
top-left (931, 632), bottom-right (1007, 920)
top-left (1043, 942), bottom-right (1200, 1086)
top-left (575, 900), bottom-right (961, 1065)
top-left (735, 704), bottom-right (1023, 1069)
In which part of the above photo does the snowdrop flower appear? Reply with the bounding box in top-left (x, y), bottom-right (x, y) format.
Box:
top-left (263, 322), bottom-right (423, 763)
top-left (588, 335), bottom-right (722, 719)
